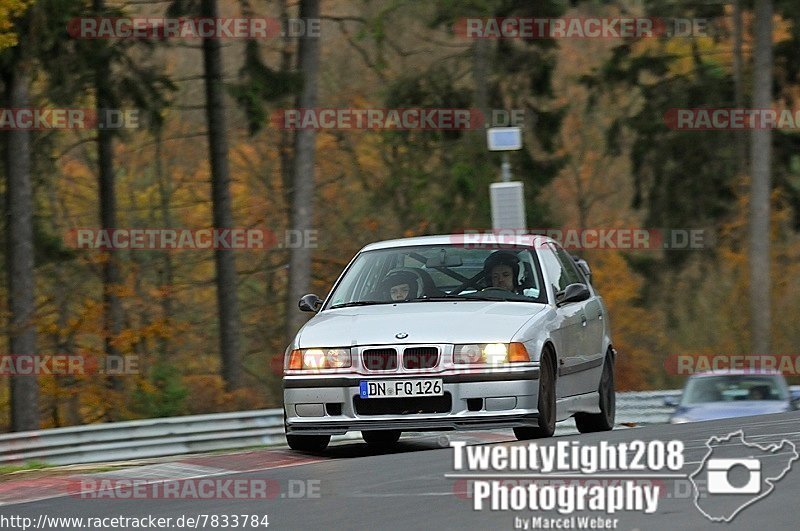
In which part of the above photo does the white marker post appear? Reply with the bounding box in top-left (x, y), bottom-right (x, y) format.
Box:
top-left (486, 127), bottom-right (525, 231)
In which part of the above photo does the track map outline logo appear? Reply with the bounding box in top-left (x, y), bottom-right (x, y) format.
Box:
top-left (689, 430), bottom-right (798, 522)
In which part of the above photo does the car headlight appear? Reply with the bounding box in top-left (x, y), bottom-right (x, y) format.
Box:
top-left (670, 416), bottom-right (691, 424)
top-left (453, 343), bottom-right (529, 365)
top-left (288, 348), bottom-right (351, 370)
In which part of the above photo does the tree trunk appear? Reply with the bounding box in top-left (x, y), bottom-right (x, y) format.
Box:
top-left (93, 0), bottom-right (124, 420)
top-left (749, 0), bottom-right (773, 354)
top-left (201, 0), bottom-right (242, 390)
top-left (4, 64), bottom-right (39, 431)
top-left (473, 39), bottom-right (490, 123)
top-left (733, 0), bottom-right (747, 179)
top-left (286, 0), bottom-right (321, 339)
top-left (42, 111), bottom-right (79, 426)
top-left (155, 128), bottom-right (174, 363)
top-left (278, 0), bottom-right (295, 329)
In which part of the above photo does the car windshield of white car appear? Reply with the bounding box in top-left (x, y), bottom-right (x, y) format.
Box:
top-left (682, 375), bottom-right (787, 404)
top-left (326, 244), bottom-right (547, 308)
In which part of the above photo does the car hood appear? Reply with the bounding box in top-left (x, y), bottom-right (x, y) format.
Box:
top-left (673, 401), bottom-right (789, 421)
top-left (296, 301), bottom-right (547, 347)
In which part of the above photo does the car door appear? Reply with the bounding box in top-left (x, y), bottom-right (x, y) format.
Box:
top-left (538, 244), bottom-right (587, 398)
top-left (551, 244), bottom-right (605, 395)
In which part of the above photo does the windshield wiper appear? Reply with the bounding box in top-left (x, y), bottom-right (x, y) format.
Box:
top-left (448, 292), bottom-right (531, 302)
top-left (331, 294), bottom-right (512, 308)
top-left (329, 300), bottom-right (390, 309)
top-left (412, 295), bottom-right (476, 302)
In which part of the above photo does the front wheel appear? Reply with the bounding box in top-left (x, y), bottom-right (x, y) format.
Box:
top-left (575, 353), bottom-right (615, 433)
top-left (514, 351), bottom-right (556, 440)
top-left (286, 433), bottom-right (331, 452)
top-left (284, 410), bottom-right (331, 452)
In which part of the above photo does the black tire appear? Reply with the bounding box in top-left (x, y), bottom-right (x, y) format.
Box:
top-left (286, 433), bottom-right (331, 452)
top-left (575, 352), bottom-right (616, 433)
top-left (514, 350), bottom-right (556, 440)
top-left (362, 430), bottom-right (401, 447)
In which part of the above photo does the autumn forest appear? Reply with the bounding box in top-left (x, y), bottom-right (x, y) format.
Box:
top-left (1, 0), bottom-right (799, 432)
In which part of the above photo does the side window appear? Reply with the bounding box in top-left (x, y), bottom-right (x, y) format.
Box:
top-left (539, 245), bottom-right (568, 294)
top-left (517, 249), bottom-right (541, 299)
top-left (550, 244), bottom-right (584, 286)
top-left (354, 253), bottom-right (395, 301)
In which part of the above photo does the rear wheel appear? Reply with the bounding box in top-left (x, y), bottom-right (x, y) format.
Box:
top-left (514, 350), bottom-right (556, 440)
top-left (362, 430), bottom-right (401, 448)
top-left (575, 352), bottom-right (615, 433)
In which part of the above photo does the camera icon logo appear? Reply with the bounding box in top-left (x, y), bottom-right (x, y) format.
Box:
top-left (706, 458), bottom-right (761, 494)
top-left (689, 430), bottom-right (798, 522)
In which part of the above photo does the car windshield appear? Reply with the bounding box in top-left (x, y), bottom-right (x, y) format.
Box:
top-left (681, 375), bottom-right (788, 405)
top-left (325, 244), bottom-right (547, 309)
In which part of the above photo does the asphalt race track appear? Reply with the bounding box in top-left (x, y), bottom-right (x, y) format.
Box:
top-left (5, 412), bottom-right (800, 530)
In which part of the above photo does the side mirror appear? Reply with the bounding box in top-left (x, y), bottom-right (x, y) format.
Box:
top-left (556, 283), bottom-right (590, 306)
top-left (298, 294), bottom-right (322, 312)
top-left (664, 396), bottom-right (680, 408)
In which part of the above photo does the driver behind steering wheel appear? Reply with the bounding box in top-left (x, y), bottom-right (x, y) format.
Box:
top-left (483, 250), bottom-right (521, 293)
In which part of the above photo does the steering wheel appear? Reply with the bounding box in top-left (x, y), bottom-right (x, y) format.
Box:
top-left (481, 287), bottom-right (515, 295)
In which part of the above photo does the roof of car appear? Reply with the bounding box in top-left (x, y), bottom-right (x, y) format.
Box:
top-left (359, 234), bottom-right (554, 252)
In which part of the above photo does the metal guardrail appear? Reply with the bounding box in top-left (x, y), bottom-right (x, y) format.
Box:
top-left (1, 388), bottom-right (791, 466)
top-left (0, 409), bottom-right (287, 466)
top-left (615, 389), bottom-right (682, 426)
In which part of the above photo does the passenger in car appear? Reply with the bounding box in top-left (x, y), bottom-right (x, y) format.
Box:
top-left (381, 270), bottom-right (421, 302)
top-left (390, 283), bottom-right (410, 301)
top-left (748, 386), bottom-right (770, 400)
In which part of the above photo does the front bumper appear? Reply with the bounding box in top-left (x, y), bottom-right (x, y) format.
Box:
top-left (283, 367), bottom-right (540, 435)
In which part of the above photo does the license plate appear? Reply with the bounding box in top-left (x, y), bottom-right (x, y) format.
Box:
top-left (359, 379), bottom-right (443, 398)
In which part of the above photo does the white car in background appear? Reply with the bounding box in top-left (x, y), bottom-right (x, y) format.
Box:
top-left (666, 369), bottom-right (800, 423)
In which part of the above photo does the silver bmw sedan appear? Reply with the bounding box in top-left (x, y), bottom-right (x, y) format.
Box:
top-left (283, 234), bottom-right (616, 451)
